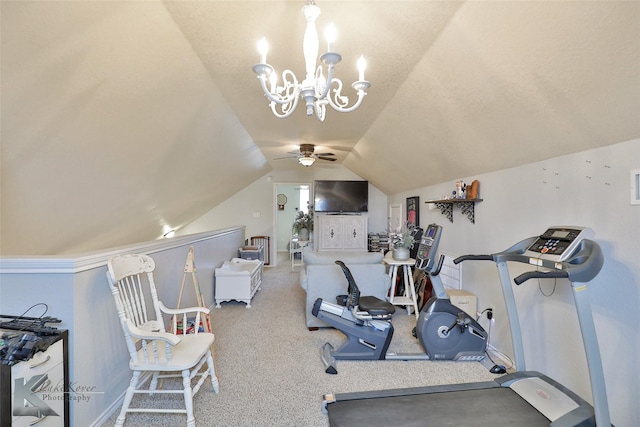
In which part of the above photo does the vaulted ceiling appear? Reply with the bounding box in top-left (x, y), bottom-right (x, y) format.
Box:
top-left (2, 1), bottom-right (639, 255)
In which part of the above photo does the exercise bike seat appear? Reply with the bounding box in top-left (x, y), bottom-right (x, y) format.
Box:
top-left (335, 260), bottom-right (395, 317)
top-left (358, 296), bottom-right (395, 316)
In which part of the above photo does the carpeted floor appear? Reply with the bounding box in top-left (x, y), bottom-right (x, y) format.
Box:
top-left (103, 252), bottom-right (497, 426)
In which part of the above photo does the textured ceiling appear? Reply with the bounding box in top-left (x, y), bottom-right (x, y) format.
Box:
top-left (1, 1), bottom-right (639, 255)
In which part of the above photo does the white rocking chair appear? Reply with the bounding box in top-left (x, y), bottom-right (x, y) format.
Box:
top-left (106, 254), bottom-right (219, 427)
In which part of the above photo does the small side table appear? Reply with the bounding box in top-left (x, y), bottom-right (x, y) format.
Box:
top-left (290, 239), bottom-right (311, 271)
top-left (383, 252), bottom-right (419, 318)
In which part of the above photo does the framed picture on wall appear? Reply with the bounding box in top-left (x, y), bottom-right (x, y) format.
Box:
top-left (406, 196), bottom-right (419, 227)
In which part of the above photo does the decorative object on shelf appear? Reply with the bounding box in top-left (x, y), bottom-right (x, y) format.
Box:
top-left (390, 222), bottom-right (416, 260)
top-left (454, 180), bottom-right (466, 199)
top-left (277, 193), bottom-right (287, 210)
top-left (467, 180), bottom-right (479, 199)
top-left (252, 0), bottom-right (370, 121)
top-left (406, 196), bottom-right (420, 227)
top-left (292, 209), bottom-right (314, 240)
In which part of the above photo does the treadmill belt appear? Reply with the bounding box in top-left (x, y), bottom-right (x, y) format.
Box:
top-left (327, 387), bottom-right (550, 427)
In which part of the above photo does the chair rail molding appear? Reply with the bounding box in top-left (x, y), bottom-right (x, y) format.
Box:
top-left (0, 227), bottom-right (244, 274)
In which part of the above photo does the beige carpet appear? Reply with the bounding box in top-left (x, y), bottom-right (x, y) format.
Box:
top-left (103, 252), bottom-right (497, 426)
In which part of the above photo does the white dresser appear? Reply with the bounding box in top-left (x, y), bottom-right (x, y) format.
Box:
top-left (317, 214), bottom-right (367, 251)
top-left (1, 330), bottom-right (69, 427)
top-left (214, 258), bottom-right (263, 308)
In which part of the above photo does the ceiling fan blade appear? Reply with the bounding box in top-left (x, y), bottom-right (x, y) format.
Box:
top-left (273, 156), bottom-right (297, 160)
top-left (315, 152), bottom-right (335, 156)
top-left (318, 156), bottom-right (337, 161)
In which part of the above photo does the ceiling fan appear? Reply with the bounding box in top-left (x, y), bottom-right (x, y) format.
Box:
top-left (275, 144), bottom-right (337, 167)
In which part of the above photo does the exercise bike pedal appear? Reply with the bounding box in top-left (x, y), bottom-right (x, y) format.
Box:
top-left (321, 342), bottom-right (338, 375)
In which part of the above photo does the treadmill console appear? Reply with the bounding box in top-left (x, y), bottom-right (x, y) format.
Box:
top-left (415, 223), bottom-right (443, 272)
top-left (524, 226), bottom-right (594, 261)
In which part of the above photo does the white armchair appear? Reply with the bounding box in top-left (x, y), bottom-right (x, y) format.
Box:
top-left (106, 254), bottom-right (219, 427)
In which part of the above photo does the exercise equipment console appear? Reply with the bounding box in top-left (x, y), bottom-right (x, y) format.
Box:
top-left (321, 226), bottom-right (612, 427)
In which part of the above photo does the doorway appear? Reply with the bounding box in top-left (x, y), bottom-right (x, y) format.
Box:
top-left (273, 182), bottom-right (312, 265)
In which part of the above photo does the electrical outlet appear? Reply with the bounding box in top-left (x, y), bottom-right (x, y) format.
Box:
top-left (478, 306), bottom-right (495, 320)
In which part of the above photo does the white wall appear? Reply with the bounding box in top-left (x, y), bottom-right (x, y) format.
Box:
top-left (179, 164), bottom-right (389, 264)
top-left (389, 138), bottom-right (640, 427)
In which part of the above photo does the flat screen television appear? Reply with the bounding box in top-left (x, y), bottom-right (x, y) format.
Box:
top-left (314, 180), bottom-right (368, 213)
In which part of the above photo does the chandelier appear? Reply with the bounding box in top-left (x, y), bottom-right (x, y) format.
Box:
top-left (252, 0), bottom-right (370, 122)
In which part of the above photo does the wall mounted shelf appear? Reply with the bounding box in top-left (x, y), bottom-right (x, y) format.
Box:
top-left (427, 199), bottom-right (483, 223)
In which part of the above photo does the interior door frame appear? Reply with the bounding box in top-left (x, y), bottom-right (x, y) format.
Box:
top-left (272, 181), bottom-right (312, 267)
top-left (389, 203), bottom-right (402, 232)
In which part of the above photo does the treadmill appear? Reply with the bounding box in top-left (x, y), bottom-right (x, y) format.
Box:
top-left (322, 227), bottom-right (613, 427)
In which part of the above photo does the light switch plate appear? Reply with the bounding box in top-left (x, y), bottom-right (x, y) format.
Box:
top-left (631, 169), bottom-right (640, 205)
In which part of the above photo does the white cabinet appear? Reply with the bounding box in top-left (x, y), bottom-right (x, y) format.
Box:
top-left (317, 215), bottom-right (367, 251)
top-left (1, 331), bottom-right (69, 427)
top-left (214, 258), bottom-right (263, 308)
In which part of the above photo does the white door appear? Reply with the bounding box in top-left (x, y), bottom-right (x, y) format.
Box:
top-left (389, 203), bottom-right (402, 232)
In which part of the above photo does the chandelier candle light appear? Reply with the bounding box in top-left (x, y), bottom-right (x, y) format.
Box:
top-left (252, 0), bottom-right (370, 121)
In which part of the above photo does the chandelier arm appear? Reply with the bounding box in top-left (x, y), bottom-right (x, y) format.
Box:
top-left (256, 72), bottom-right (300, 106)
top-left (315, 63), bottom-right (336, 101)
top-left (314, 100), bottom-right (327, 122)
top-left (270, 95), bottom-right (300, 119)
top-left (326, 79), bottom-right (370, 113)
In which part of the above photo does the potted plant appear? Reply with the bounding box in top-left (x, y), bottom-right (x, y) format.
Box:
top-left (292, 209), bottom-right (313, 241)
top-left (390, 222), bottom-right (416, 260)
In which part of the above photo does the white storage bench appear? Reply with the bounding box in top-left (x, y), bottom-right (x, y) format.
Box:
top-left (214, 258), bottom-right (263, 308)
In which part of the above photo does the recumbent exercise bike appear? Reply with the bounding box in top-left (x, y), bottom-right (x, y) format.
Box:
top-left (312, 223), bottom-right (487, 374)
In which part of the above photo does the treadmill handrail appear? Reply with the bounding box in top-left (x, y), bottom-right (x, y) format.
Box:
top-left (514, 270), bottom-right (568, 285)
top-left (492, 236), bottom-right (539, 264)
top-left (561, 239), bottom-right (604, 284)
top-left (453, 254), bottom-right (493, 264)
top-left (453, 237), bottom-right (538, 265)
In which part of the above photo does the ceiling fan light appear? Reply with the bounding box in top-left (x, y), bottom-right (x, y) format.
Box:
top-left (298, 156), bottom-right (316, 167)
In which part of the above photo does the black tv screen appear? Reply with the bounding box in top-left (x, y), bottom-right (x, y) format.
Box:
top-left (314, 180), bottom-right (368, 213)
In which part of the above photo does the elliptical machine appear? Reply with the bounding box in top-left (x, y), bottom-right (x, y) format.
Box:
top-left (312, 223), bottom-right (488, 374)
